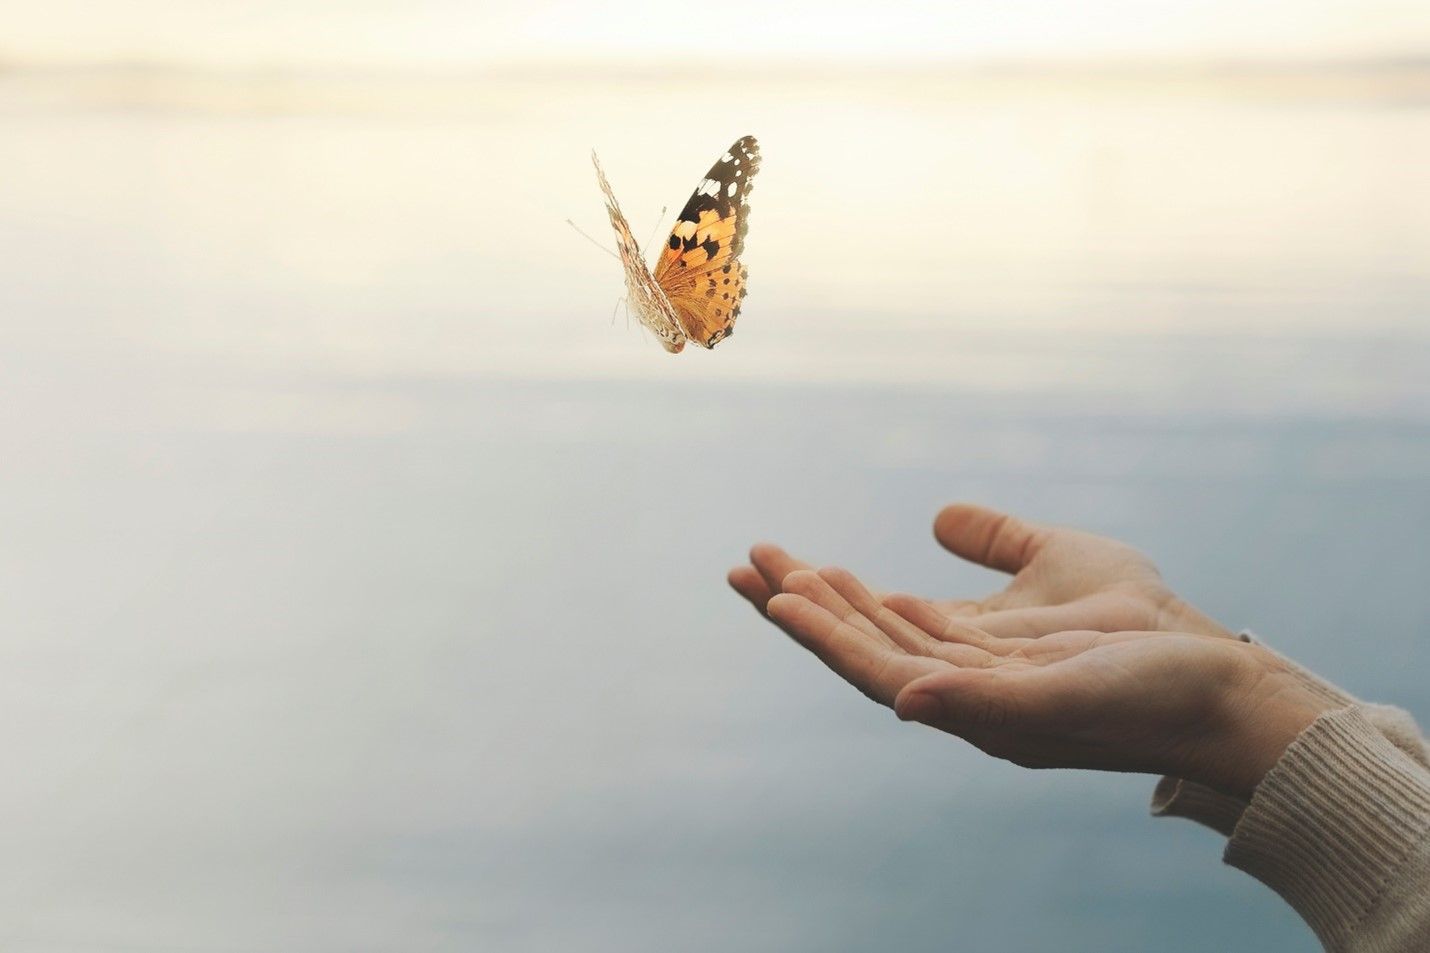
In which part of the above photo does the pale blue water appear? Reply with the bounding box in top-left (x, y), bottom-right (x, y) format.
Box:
top-left (0, 68), bottom-right (1427, 951)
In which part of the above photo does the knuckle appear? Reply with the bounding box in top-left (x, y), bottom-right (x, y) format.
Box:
top-left (872, 606), bottom-right (907, 635)
top-left (1018, 529), bottom-right (1048, 567)
top-left (983, 513), bottom-right (1014, 562)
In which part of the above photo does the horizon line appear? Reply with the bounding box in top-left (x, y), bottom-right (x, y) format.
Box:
top-left (2, 51), bottom-right (1429, 81)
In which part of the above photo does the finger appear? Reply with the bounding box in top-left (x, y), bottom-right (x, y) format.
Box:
top-left (933, 504), bottom-right (1053, 575)
top-left (782, 569), bottom-right (900, 651)
top-left (767, 593), bottom-right (944, 706)
top-left (973, 605), bottom-right (1110, 640)
top-left (817, 567), bottom-right (944, 657)
top-left (749, 543), bottom-right (813, 597)
top-left (1011, 629), bottom-right (1173, 665)
top-left (926, 598), bottom-right (984, 618)
top-left (966, 603), bottom-right (1109, 635)
top-left (823, 572), bottom-right (1002, 667)
top-left (967, 588), bottom-right (1174, 639)
top-left (727, 565), bottom-right (774, 615)
top-left (882, 593), bottom-right (1007, 655)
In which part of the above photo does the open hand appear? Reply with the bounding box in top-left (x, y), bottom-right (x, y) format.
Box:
top-left (763, 564), bottom-right (1331, 798)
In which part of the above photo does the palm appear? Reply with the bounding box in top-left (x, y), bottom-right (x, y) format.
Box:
top-left (978, 633), bottom-right (1242, 774)
top-left (760, 562), bottom-right (1248, 783)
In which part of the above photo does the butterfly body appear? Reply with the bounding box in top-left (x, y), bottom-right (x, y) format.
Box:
top-left (593, 136), bottom-right (760, 352)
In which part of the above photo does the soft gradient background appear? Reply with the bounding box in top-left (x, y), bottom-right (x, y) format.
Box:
top-left (1, 3), bottom-right (1428, 951)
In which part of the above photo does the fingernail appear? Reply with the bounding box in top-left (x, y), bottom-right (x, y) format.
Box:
top-left (897, 692), bottom-right (944, 723)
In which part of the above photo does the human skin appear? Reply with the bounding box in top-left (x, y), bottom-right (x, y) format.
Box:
top-left (728, 503), bottom-right (1234, 641)
top-left (727, 504), bottom-right (1336, 798)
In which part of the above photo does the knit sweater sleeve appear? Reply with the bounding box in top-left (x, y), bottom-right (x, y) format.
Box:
top-left (1225, 706), bottom-right (1430, 952)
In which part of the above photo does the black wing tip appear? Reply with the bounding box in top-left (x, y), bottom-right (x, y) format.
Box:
top-left (734, 136), bottom-right (761, 172)
top-left (728, 135), bottom-right (759, 156)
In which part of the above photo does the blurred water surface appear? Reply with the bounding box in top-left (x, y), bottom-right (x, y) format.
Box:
top-left (1, 67), bottom-right (1427, 952)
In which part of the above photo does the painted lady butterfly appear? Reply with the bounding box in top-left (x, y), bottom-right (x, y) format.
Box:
top-left (592, 136), bottom-right (760, 353)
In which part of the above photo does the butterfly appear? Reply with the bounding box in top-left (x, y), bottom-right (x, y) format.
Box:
top-left (591, 136), bottom-right (760, 353)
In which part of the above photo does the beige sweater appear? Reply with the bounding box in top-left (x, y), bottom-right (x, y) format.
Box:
top-left (1151, 637), bottom-right (1430, 952)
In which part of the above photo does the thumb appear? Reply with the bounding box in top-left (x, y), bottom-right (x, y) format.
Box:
top-left (933, 503), bottom-right (1051, 575)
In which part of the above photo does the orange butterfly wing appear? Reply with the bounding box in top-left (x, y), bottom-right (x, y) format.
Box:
top-left (652, 136), bottom-right (760, 348)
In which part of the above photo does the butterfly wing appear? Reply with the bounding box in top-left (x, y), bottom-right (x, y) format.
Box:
top-left (652, 136), bottom-right (760, 349)
top-left (592, 151), bottom-right (687, 353)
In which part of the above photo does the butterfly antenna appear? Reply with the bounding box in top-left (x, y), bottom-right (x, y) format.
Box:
top-left (566, 219), bottom-right (620, 262)
top-left (641, 206), bottom-right (668, 254)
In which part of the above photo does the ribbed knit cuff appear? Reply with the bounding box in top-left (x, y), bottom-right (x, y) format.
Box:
top-left (1150, 777), bottom-right (1246, 837)
top-left (1362, 703), bottom-right (1430, 770)
top-left (1225, 706), bottom-right (1430, 951)
top-left (1149, 706), bottom-right (1430, 837)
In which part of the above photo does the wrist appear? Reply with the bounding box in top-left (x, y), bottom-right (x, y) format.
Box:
top-left (1186, 648), bottom-right (1338, 799)
top-left (1158, 594), bottom-right (1236, 641)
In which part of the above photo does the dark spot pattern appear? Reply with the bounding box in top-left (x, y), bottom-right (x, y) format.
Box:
top-left (648, 136), bottom-right (760, 349)
top-left (669, 136), bottom-right (760, 260)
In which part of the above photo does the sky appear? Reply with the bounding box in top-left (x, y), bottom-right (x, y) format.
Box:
top-left (0, 0), bottom-right (1426, 70)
